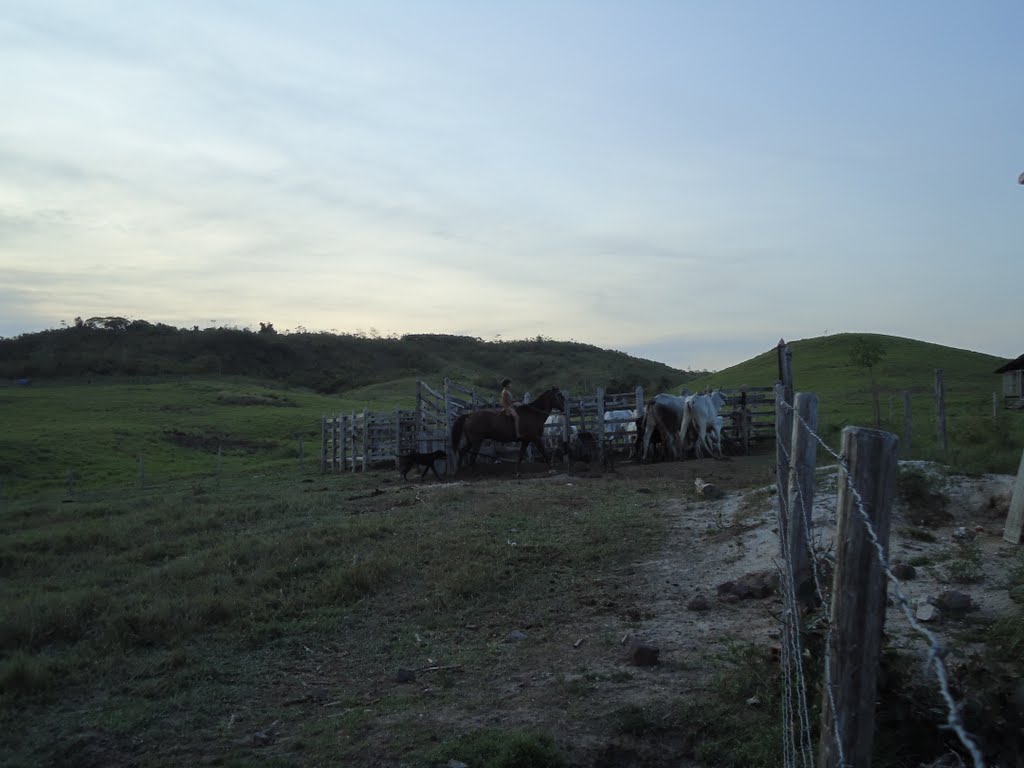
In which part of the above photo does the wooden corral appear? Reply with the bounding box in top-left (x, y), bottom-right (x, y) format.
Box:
top-left (321, 379), bottom-right (777, 474)
top-left (995, 355), bottom-right (1024, 407)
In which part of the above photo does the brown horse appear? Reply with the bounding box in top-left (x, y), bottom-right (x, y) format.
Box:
top-left (451, 387), bottom-right (565, 476)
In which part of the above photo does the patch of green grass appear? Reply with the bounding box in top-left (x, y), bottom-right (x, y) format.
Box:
top-left (0, 379), bottom-right (336, 497)
top-left (668, 642), bottom-right (785, 767)
top-left (940, 541), bottom-right (985, 584)
top-left (0, 467), bottom-right (674, 766)
top-left (422, 728), bottom-right (568, 768)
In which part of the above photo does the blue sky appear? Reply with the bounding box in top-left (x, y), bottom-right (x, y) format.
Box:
top-left (1, 1), bottom-right (1021, 371)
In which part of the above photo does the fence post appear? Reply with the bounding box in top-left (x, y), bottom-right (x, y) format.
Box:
top-left (935, 368), bottom-right (947, 454)
top-left (993, 391), bottom-right (998, 422)
top-left (562, 394), bottom-right (572, 467)
top-left (1003, 447), bottom-right (1024, 544)
top-left (819, 426), bottom-right (898, 768)
top-left (361, 408), bottom-right (370, 472)
top-left (596, 386), bottom-right (606, 466)
top-left (902, 390), bottom-right (912, 458)
top-left (342, 417), bottom-right (350, 473)
top-left (786, 392), bottom-right (819, 605)
top-left (775, 339), bottom-right (794, 557)
top-left (349, 411), bottom-right (356, 473)
top-left (394, 406), bottom-right (401, 470)
top-left (416, 381), bottom-right (424, 452)
top-left (444, 378), bottom-right (455, 473)
top-left (320, 416), bottom-right (328, 473)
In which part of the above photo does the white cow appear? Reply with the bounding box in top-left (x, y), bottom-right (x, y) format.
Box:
top-left (603, 409), bottom-right (637, 435)
top-left (543, 413), bottom-right (577, 448)
top-left (680, 390), bottom-right (728, 459)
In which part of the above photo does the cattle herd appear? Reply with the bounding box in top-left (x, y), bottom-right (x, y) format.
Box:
top-left (543, 389), bottom-right (730, 464)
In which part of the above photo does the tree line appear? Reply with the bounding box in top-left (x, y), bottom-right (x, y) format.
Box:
top-left (0, 318), bottom-right (700, 394)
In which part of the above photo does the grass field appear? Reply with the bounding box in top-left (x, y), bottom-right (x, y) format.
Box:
top-left (2, 333), bottom-right (1022, 766)
top-left (1, 462), bottom-right (759, 767)
top-left (2, 333), bottom-right (1019, 500)
top-left (0, 377), bottom-right (421, 498)
top-left (691, 333), bottom-right (1023, 474)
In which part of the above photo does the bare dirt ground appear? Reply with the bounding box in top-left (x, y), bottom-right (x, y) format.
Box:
top-left (417, 450), bottom-right (1020, 766)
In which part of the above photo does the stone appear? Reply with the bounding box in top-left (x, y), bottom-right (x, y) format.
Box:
top-left (916, 604), bottom-right (941, 622)
top-left (891, 562), bottom-right (917, 581)
top-left (505, 630), bottom-right (527, 642)
top-left (626, 640), bottom-right (660, 667)
top-left (717, 570), bottom-right (778, 601)
top-left (934, 590), bottom-right (975, 616)
top-left (687, 595), bottom-right (711, 611)
top-left (396, 668), bottom-right (417, 684)
top-left (952, 526), bottom-right (975, 541)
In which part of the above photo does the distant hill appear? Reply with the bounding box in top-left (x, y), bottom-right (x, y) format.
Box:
top-left (0, 319), bottom-right (703, 396)
top-left (690, 333), bottom-right (1019, 471)
top-left (691, 333), bottom-right (1008, 396)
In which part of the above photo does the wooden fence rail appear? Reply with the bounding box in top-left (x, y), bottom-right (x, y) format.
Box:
top-left (322, 379), bottom-right (778, 474)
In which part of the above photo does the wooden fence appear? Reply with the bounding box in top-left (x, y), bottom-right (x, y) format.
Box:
top-left (321, 379), bottom-right (777, 473)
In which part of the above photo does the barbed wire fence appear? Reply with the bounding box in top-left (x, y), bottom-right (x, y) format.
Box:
top-left (772, 339), bottom-right (987, 768)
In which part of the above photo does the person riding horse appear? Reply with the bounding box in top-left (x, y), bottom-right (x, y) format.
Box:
top-left (500, 378), bottom-right (522, 438)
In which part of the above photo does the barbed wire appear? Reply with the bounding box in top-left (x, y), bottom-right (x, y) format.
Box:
top-left (776, 432), bottom-right (842, 768)
top-left (778, 399), bottom-right (986, 768)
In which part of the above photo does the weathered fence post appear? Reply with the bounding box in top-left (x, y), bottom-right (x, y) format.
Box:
top-left (394, 406), bottom-right (401, 470)
top-left (1003, 447), bottom-right (1024, 544)
top-left (416, 381), bottom-right (424, 452)
top-left (320, 416), bottom-right (328, 473)
top-left (819, 426), bottom-right (898, 768)
top-left (361, 408), bottom-right (370, 472)
top-left (902, 391), bottom-right (912, 458)
top-left (562, 393), bottom-right (572, 468)
top-left (935, 369), bottom-right (947, 454)
top-left (775, 339), bottom-right (794, 556)
top-left (993, 391), bottom-right (999, 422)
top-left (444, 378), bottom-right (455, 474)
top-left (339, 414), bottom-right (347, 473)
top-left (787, 392), bottom-right (819, 605)
top-left (596, 386), bottom-right (606, 467)
top-left (349, 411), bottom-right (356, 473)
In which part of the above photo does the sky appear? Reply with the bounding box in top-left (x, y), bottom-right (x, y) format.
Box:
top-left (1, 1), bottom-right (1022, 371)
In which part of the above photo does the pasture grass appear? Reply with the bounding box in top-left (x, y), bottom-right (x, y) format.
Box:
top-left (0, 377), bottom-right (422, 498)
top-left (691, 332), bottom-right (1023, 474)
top-left (0, 466), bottom-right (684, 766)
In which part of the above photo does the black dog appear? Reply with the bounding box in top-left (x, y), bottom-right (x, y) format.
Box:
top-left (399, 450), bottom-right (447, 481)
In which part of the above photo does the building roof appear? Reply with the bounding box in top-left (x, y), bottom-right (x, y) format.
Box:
top-left (995, 354), bottom-right (1024, 374)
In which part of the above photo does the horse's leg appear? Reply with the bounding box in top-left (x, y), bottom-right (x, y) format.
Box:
top-left (532, 436), bottom-right (550, 468)
top-left (512, 439), bottom-right (527, 477)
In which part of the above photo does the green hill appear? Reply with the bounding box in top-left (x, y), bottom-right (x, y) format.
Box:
top-left (692, 333), bottom-right (1019, 472)
top-left (0, 321), bottom-right (697, 397)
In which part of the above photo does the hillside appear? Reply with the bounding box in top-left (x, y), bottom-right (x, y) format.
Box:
top-left (692, 333), bottom-right (1019, 472)
top-left (0, 320), bottom-right (698, 396)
